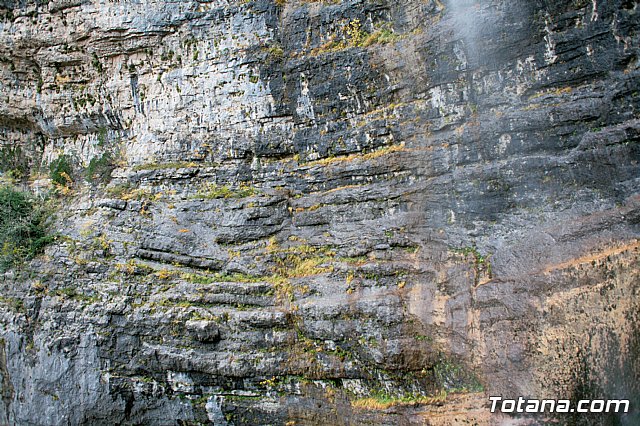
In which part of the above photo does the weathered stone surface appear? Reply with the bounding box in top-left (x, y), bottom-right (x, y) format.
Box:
top-left (0, 0), bottom-right (639, 425)
top-left (186, 320), bottom-right (221, 343)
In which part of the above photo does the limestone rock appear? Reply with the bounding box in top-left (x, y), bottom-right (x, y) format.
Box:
top-left (0, 0), bottom-right (638, 425)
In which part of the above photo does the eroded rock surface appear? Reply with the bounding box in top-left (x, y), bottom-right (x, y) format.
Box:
top-left (0, 0), bottom-right (638, 424)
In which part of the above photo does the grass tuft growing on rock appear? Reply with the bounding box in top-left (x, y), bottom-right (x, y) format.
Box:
top-left (267, 239), bottom-right (335, 278)
top-left (351, 390), bottom-right (447, 410)
top-left (306, 143), bottom-right (406, 167)
top-left (180, 271), bottom-right (263, 284)
top-left (194, 183), bottom-right (259, 199)
top-left (132, 161), bottom-right (215, 171)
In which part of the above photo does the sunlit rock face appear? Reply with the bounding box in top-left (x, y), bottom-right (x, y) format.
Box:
top-left (0, 0), bottom-right (638, 424)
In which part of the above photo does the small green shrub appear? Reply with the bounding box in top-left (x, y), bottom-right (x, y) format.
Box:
top-left (0, 145), bottom-right (29, 179)
top-left (97, 127), bottom-right (108, 146)
top-left (265, 44), bottom-right (284, 59)
top-left (362, 26), bottom-right (400, 47)
top-left (346, 19), bottom-right (366, 46)
top-left (0, 186), bottom-right (53, 270)
top-left (49, 155), bottom-right (73, 186)
top-left (86, 152), bottom-right (115, 184)
top-left (91, 53), bottom-right (103, 73)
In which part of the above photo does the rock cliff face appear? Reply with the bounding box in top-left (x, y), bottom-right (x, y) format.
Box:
top-left (0, 0), bottom-right (639, 424)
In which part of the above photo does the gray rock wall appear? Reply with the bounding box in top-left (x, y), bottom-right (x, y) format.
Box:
top-left (0, 0), bottom-right (638, 424)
